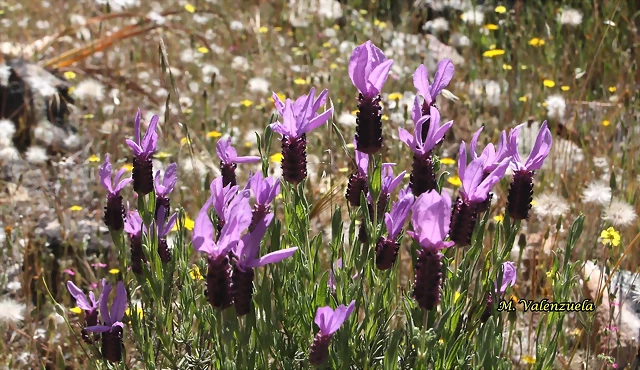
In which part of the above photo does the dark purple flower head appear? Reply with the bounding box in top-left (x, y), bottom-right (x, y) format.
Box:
top-left (399, 105), bottom-right (453, 157)
top-left (248, 171), bottom-right (280, 207)
top-left (408, 190), bottom-right (455, 251)
top-left (384, 189), bottom-right (414, 240)
top-left (270, 88), bottom-right (333, 139)
top-left (458, 143), bottom-right (510, 204)
top-left (193, 188), bottom-right (252, 259)
top-left (496, 261), bottom-right (517, 295)
top-left (85, 279), bottom-right (127, 334)
top-left (314, 300), bottom-right (357, 337)
top-left (154, 163), bottom-right (178, 198)
top-left (234, 213), bottom-right (297, 271)
top-left (413, 60), bottom-right (454, 109)
top-left (125, 110), bottom-right (158, 160)
top-left (348, 41), bottom-right (394, 99)
top-left (508, 121), bottom-right (553, 172)
top-left (67, 281), bottom-right (98, 314)
top-left (99, 154), bottom-right (132, 197)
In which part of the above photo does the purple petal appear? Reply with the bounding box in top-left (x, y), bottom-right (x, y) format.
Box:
top-left (367, 59), bottom-right (394, 96)
top-left (314, 306), bottom-right (334, 334)
top-left (161, 213), bottom-right (178, 237)
top-left (348, 43), bottom-right (370, 94)
top-left (497, 261), bottom-right (517, 294)
top-left (113, 168), bottom-right (131, 193)
top-left (524, 121), bottom-right (552, 171)
top-left (470, 127), bottom-right (484, 159)
top-left (413, 64), bottom-right (431, 105)
top-left (141, 115), bottom-right (159, 155)
top-left (192, 197), bottom-right (216, 255)
top-left (458, 142), bottom-right (467, 184)
top-left (251, 247), bottom-right (298, 268)
top-left (411, 96), bottom-right (422, 123)
top-left (110, 281), bottom-right (127, 322)
top-left (301, 108), bottom-right (333, 135)
top-left (508, 123), bottom-right (526, 169)
top-left (312, 89), bottom-right (329, 113)
top-left (461, 158), bottom-right (485, 201)
top-left (126, 139), bottom-right (144, 157)
top-left (133, 109), bottom-right (141, 145)
top-left (411, 190), bottom-right (452, 247)
top-left (327, 300), bottom-right (356, 335)
top-left (272, 92), bottom-right (285, 114)
top-left (99, 155), bottom-right (113, 193)
top-left (235, 155), bottom-right (262, 164)
top-left (66, 281), bottom-right (93, 311)
top-left (430, 59), bottom-right (454, 98)
top-left (84, 325), bottom-right (112, 333)
top-left (216, 137), bottom-right (233, 163)
top-left (238, 213), bottom-right (274, 265)
top-left (162, 163), bottom-right (178, 194)
top-left (470, 158), bottom-right (509, 203)
top-left (99, 279), bottom-right (112, 325)
top-left (282, 100), bottom-right (297, 137)
top-left (398, 127), bottom-right (415, 152)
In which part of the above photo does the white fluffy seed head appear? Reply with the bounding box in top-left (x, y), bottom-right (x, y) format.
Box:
top-left (0, 297), bottom-right (26, 324)
top-left (25, 146), bottom-right (49, 165)
top-left (72, 79), bottom-right (105, 100)
top-left (247, 77), bottom-right (270, 94)
top-left (544, 94), bottom-right (566, 120)
top-left (581, 181), bottom-right (611, 206)
top-left (532, 193), bottom-right (570, 219)
top-left (558, 8), bottom-right (583, 26)
top-left (0, 119), bottom-right (16, 141)
top-left (603, 198), bottom-right (638, 227)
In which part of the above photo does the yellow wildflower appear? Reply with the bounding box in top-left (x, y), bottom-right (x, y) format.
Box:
top-left (88, 154), bottom-right (100, 163)
top-left (502, 64), bottom-right (513, 70)
top-left (608, 86), bottom-right (617, 93)
top-left (522, 355), bottom-right (536, 364)
top-left (359, 9), bottom-right (367, 14)
top-left (109, 268), bottom-right (120, 275)
top-left (338, 167), bottom-right (349, 173)
top-left (259, 26), bottom-right (268, 34)
top-left (447, 175), bottom-right (462, 187)
top-left (333, 25), bottom-right (340, 30)
top-left (207, 131), bottom-right (222, 138)
top-left (484, 24), bottom-right (499, 30)
top-left (495, 5), bottom-right (507, 13)
top-left (528, 38), bottom-right (545, 47)
top-left (346, 143), bottom-right (355, 149)
top-left (121, 164), bottom-right (134, 172)
top-left (330, 63), bottom-right (339, 70)
top-left (561, 85), bottom-right (570, 91)
top-left (240, 99), bottom-right (253, 107)
top-left (172, 216), bottom-right (195, 232)
top-left (440, 157), bottom-right (456, 165)
top-left (294, 78), bottom-right (308, 85)
top-left (189, 265), bottom-right (204, 280)
top-left (70, 306), bottom-right (83, 314)
top-left (153, 152), bottom-right (172, 159)
top-left (322, 42), bottom-right (331, 48)
top-left (184, 3), bottom-right (195, 13)
top-left (69, 205), bottom-right (83, 212)
top-left (126, 305), bottom-right (144, 319)
top-left (388, 92), bottom-right (403, 100)
top-left (483, 49), bottom-right (505, 58)
top-left (454, 291), bottom-right (461, 302)
top-left (63, 71), bottom-right (76, 80)
top-left (270, 153), bottom-right (284, 163)
top-left (274, 26), bottom-right (282, 32)
top-left (197, 46), bottom-right (209, 54)
top-left (180, 137), bottom-right (192, 145)
top-left (602, 120), bottom-right (611, 127)
top-left (600, 227), bottom-right (620, 246)
top-left (543, 79), bottom-right (555, 88)
top-left (518, 96), bottom-right (527, 102)
top-left (83, 114), bottom-right (94, 119)
top-left (245, 141), bottom-right (252, 148)
top-left (493, 214), bottom-right (504, 222)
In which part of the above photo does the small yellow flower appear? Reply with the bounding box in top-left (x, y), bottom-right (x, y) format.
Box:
top-left (184, 3), bottom-right (195, 13)
top-left (197, 46), bottom-right (209, 54)
top-left (68, 86), bottom-right (75, 94)
top-left (600, 227), bottom-right (620, 246)
top-left (69, 205), bottom-right (83, 212)
top-left (153, 151), bottom-right (172, 159)
top-left (271, 92), bottom-right (286, 103)
top-left (493, 214), bottom-right (504, 222)
top-left (388, 92), bottom-right (403, 100)
top-left (287, 30), bottom-right (294, 36)
top-left (522, 355), bottom-right (536, 364)
top-left (571, 328), bottom-right (582, 336)
top-left (180, 137), bottom-right (192, 145)
top-left (530, 200), bottom-right (536, 206)
top-left (70, 306), bottom-right (83, 314)
top-left (608, 86), bottom-right (617, 93)
top-left (274, 26), bottom-right (282, 32)
top-left (338, 167), bottom-right (349, 173)
top-left (528, 38), bottom-right (545, 47)
top-left (381, 114), bottom-right (389, 121)
top-left (329, 48), bottom-right (337, 54)
top-left (346, 143), bottom-right (355, 149)
top-left (333, 25), bottom-right (340, 30)
top-left (126, 305), bottom-right (144, 319)
top-left (483, 49), bottom-right (505, 58)
top-left (121, 164), bottom-right (134, 172)
top-left (330, 63), bottom-right (338, 70)
top-left (275, 193), bottom-right (283, 200)
top-left (440, 157), bottom-right (456, 165)
top-left (245, 141), bottom-right (252, 148)
top-left (489, 44), bottom-right (497, 49)
top-left (454, 291), bottom-right (461, 302)
top-left (172, 216), bottom-right (195, 232)
top-left (438, 338), bottom-right (444, 344)
top-left (240, 99), bottom-right (253, 107)
top-left (561, 85), bottom-right (570, 91)
top-left (322, 42), bottom-right (331, 48)
top-left (270, 153), bottom-right (284, 163)
top-left (258, 26), bottom-right (268, 34)
top-left (377, 21), bottom-right (387, 29)
top-left (484, 24), bottom-right (499, 30)
top-left (602, 120), bottom-right (611, 127)
top-left (189, 265), bottom-right (204, 280)
top-left (359, 9), bottom-right (367, 14)
top-left (541, 102), bottom-right (548, 107)
top-left (518, 96), bottom-right (527, 102)
top-left (294, 78), bottom-right (308, 85)
top-left (404, 172), bottom-right (410, 179)
top-left (83, 113), bottom-right (94, 119)
top-left (502, 64), bottom-right (513, 70)
top-left (520, 65), bottom-right (528, 70)
top-left (207, 131), bottom-right (222, 138)
top-left (543, 79), bottom-right (555, 88)
top-left (495, 5), bottom-right (507, 13)
top-left (63, 71), bottom-right (77, 80)
top-left (88, 154), bottom-right (100, 163)
top-left (447, 175), bottom-right (462, 187)
top-left (109, 268), bottom-right (120, 275)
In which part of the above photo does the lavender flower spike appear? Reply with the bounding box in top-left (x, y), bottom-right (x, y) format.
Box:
top-left (124, 207), bottom-right (147, 275)
top-left (100, 154), bottom-right (132, 231)
top-left (376, 188), bottom-right (414, 270)
top-left (482, 261), bottom-right (517, 322)
top-left (270, 88), bottom-right (333, 184)
top-left (154, 162), bottom-right (177, 220)
top-left (413, 60), bottom-right (455, 114)
top-left (309, 300), bottom-right (357, 366)
top-left (216, 137), bottom-right (261, 187)
top-left (408, 190), bottom-right (455, 311)
top-left (449, 143), bottom-right (510, 246)
top-left (345, 138), bottom-right (369, 207)
top-left (155, 206), bottom-right (177, 263)
top-left (126, 110), bottom-right (158, 195)
top-left (349, 40), bottom-right (394, 154)
top-left (233, 213), bottom-right (298, 316)
top-left (85, 279), bottom-right (127, 363)
top-left (67, 281), bottom-right (99, 344)
top-left (193, 188), bottom-right (252, 310)
top-left (399, 105), bottom-right (453, 196)
top-left (506, 121), bottom-right (553, 221)
top-left (468, 127), bottom-right (511, 213)
top-left (247, 171), bottom-right (281, 231)
top-left (373, 163), bottom-right (406, 217)
top-left (210, 176), bottom-right (240, 239)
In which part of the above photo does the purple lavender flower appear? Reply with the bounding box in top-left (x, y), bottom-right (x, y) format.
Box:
top-left (193, 188), bottom-right (252, 310)
top-left (482, 261), bottom-right (517, 322)
top-left (100, 154), bottom-right (132, 231)
top-left (247, 171), bottom-right (281, 232)
top-left (349, 40), bottom-right (394, 154)
top-left (371, 163), bottom-right (406, 217)
top-left (399, 104), bottom-right (453, 196)
top-left (309, 300), bottom-right (356, 366)
top-left (216, 137), bottom-right (261, 187)
top-left (124, 208), bottom-right (146, 275)
top-left (469, 127), bottom-right (511, 213)
top-left (232, 213), bottom-right (297, 316)
top-left (345, 139), bottom-right (369, 207)
top-left (66, 281), bottom-right (99, 343)
top-left (85, 279), bottom-right (127, 363)
top-left (376, 188), bottom-right (414, 270)
top-left (154, 163), bottom-right (177, 221)
top-left (413, 60), bottom-right (454, 116)
top-left (270, 88), bottom-right (333, 184)
top-left (155, 206), bottom-right (177, 263)
top-left (506, 121), bottom-right (553, 221)
top-left (125, 110), bottom-right (158, 196)
top-left (407, 190), bottom-right (455, 311)
top-left (209, 176), bottom-right (240, 239)
top-left (449, 143), bottom-right (510, 246)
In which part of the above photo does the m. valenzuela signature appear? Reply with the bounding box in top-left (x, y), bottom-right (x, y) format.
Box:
top-left (497, 298), bottom-right (596, 312)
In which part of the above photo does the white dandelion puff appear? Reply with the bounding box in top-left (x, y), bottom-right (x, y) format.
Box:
top-left (231, 56), bottom-right (250, 71)
top-left (0, 119), bottom-right (16, 141)
top-left (423, 17), bottom-right (449, 33)
top-left (0, 146), bottom-right (20, 162)
top-left (26, 76), bottom-right (57, 98)
top-left (0, 297), bottom-right (26, 324)
top-left (544, 94), bottom-right (566, 120)
top-left (532, 193), bottom-right (570, 219)
top-left (247, 77), bottom-right (270, 94)
top-left (73, 79), bottom-right (105, 100)
top-left (461, 9), bottom-right (484, 26)
top-left (34, 120), bottom-right (55, 146)
top-left (229, 20), bottom-right (244, 31)
top-left (26, 146), bottom-right (49, 165)
top-left (582, 181), bottom-right (611, 206)
top-left (337, 111), bottom-right (357, 127)
top-left (603, 198), bottom-right (637, 227)
top-left (0, 64), bottom-right (11, 87)
top-left (558, 8), bottom-right (583, 26)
